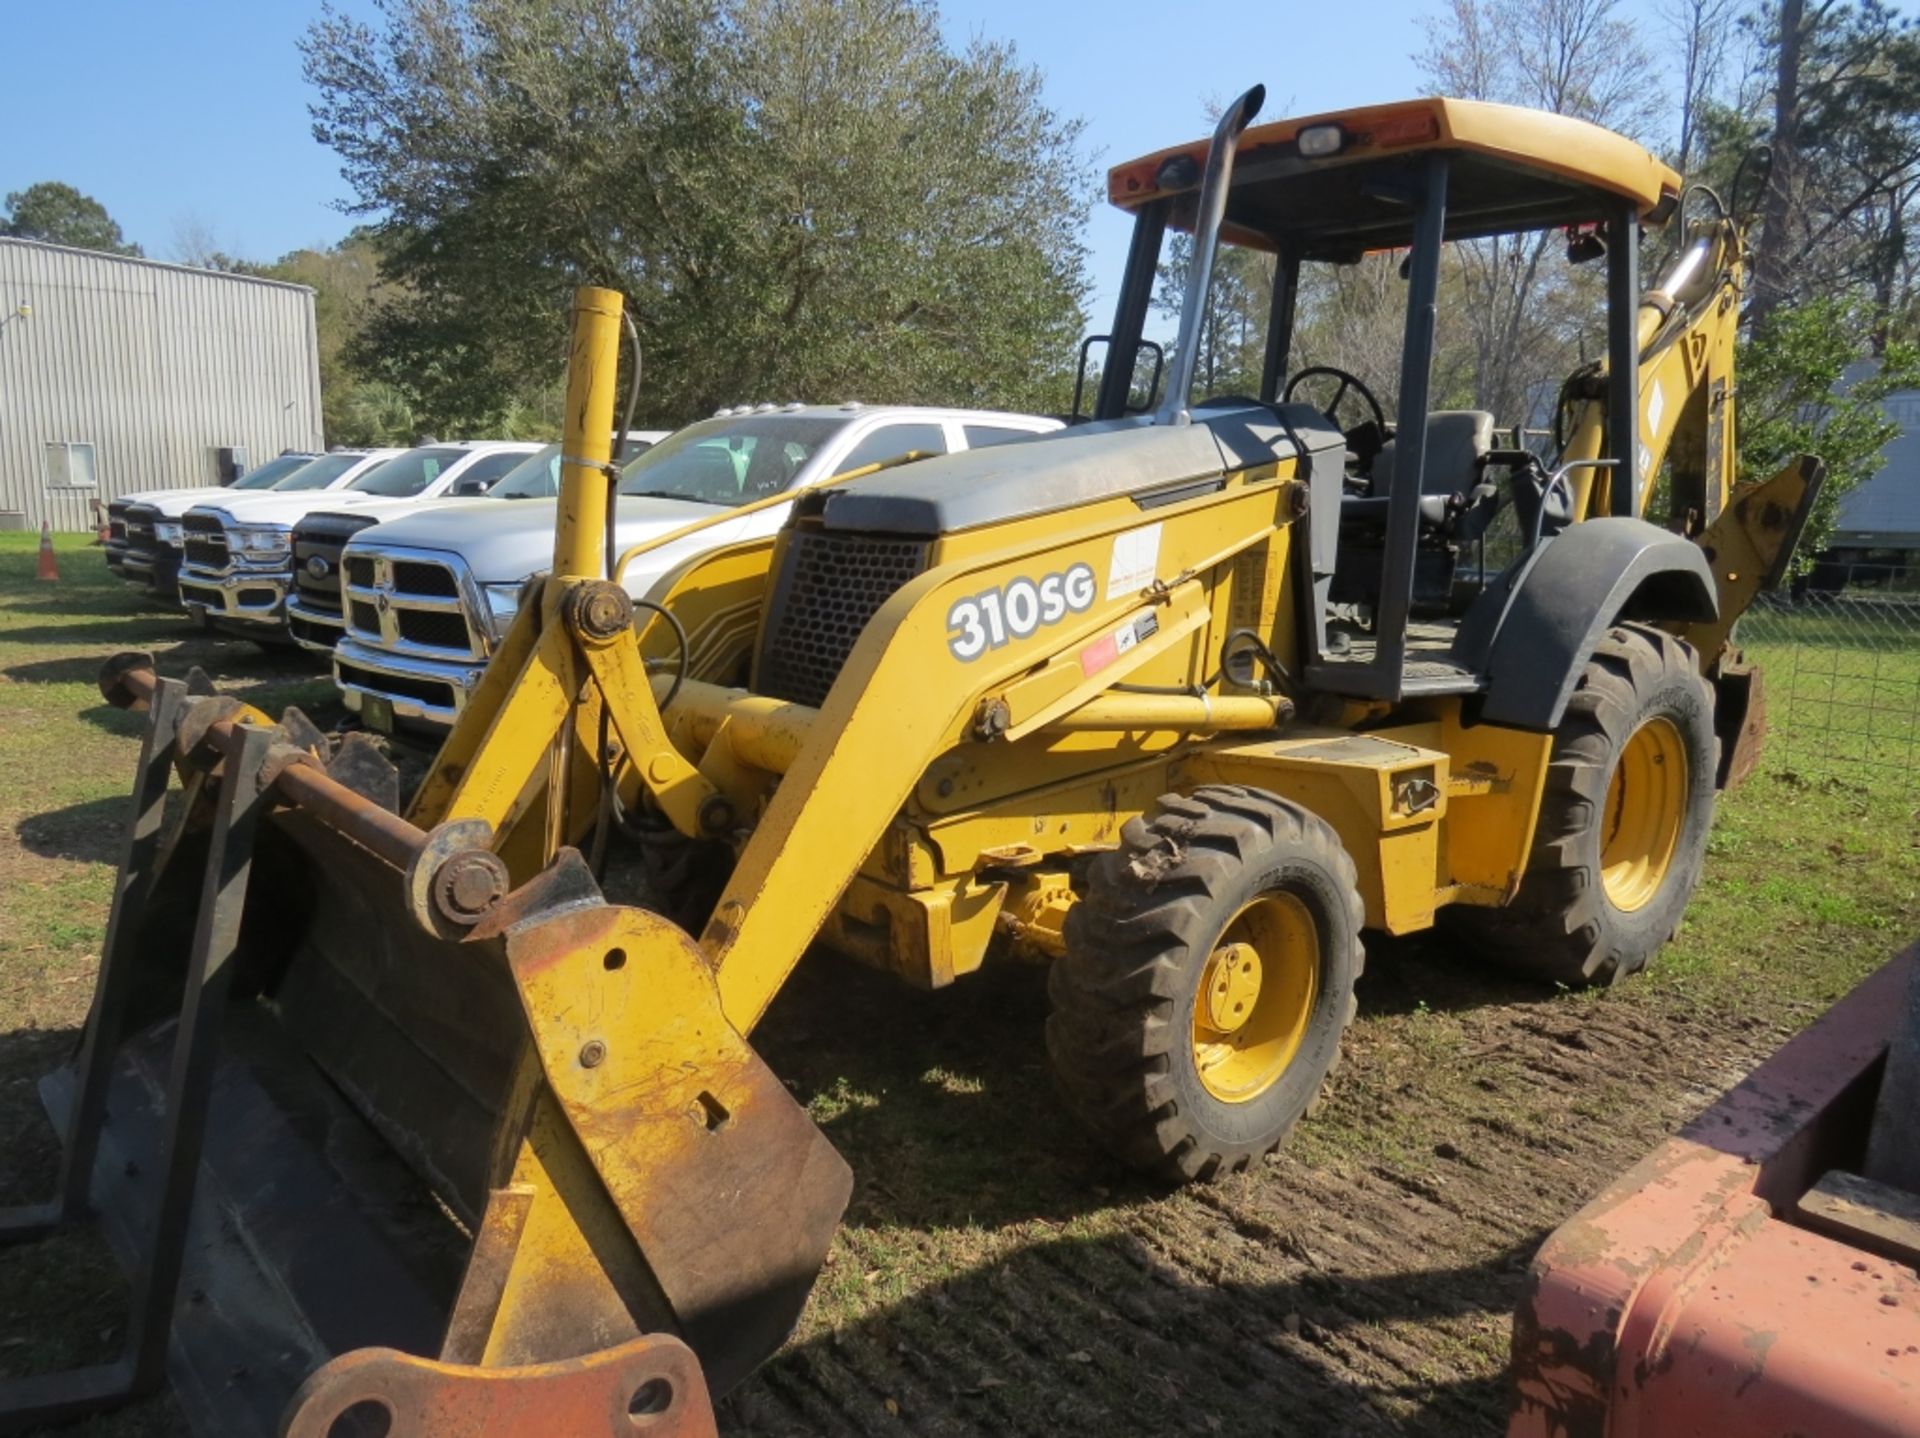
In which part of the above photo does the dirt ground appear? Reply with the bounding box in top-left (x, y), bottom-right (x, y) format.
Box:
top-left (2, 534), bottom-right (1912, 1436)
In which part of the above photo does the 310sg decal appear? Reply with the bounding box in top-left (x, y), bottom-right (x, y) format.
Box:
top-left (947, 564), bottom-right (1097, 660)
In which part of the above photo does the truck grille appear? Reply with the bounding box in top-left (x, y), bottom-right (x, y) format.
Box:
top-left (292, 513), bottom-right (378, 616)
top-left (343, 548), bottom-right (484, 659)
top-left (108, 502), bottom-right (127, 543)
top-left (182, 513), bottom-right (229, 570)
top-left (124, 505), bottom-right (159, 551)
top-left (756, 528), bottom-right (930, 707)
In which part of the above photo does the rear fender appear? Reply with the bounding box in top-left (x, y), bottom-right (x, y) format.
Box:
top-left (1453, 517), bottom-right (1717, 732)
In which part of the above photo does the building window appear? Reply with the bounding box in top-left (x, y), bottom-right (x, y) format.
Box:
top-left (45, 441), bottom-right (98, 489)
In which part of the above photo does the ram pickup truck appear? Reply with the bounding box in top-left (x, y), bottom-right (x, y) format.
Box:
top-left (327, 405), bottom-right (1057, 730)
top-left (174, 449), bottom-right (405, 637)
top-left (180, 440), bottom-right (540, 643)
top-left (112, 452), bottom-right (321, 596)
top-left (283, 434), bottom-right (665, 653)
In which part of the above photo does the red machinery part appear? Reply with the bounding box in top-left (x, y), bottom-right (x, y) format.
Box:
top-left (1510, 949), bottom-right (1920, 1436)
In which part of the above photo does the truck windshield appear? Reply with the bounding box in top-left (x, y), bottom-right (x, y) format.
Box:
top-left (272, 453), bottom-right (365, 492)
top-left (617, 415), bottom-right (843, 505)
top-left (233, 454), bottom-right (317, 490)
top-left (492, 444), bottom-right (562, 500)
top-left (348, 447), bottom-right (472, 498)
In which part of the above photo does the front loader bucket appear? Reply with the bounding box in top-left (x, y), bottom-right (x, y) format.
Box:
top-left (0, 655), bottom-right (849, 1435)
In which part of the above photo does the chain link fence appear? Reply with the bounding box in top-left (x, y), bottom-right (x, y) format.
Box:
top-left (1735, 584), bottom-right (1920, 785)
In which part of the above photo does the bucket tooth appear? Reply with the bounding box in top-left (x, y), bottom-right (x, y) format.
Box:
top-left (325, 731), bottom-right (401, 811)
top-left (276, 705), bottom-right (329, 759)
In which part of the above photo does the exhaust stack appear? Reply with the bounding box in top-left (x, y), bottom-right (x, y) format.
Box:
top-left (1155, 84), bottom-right (1265, 425)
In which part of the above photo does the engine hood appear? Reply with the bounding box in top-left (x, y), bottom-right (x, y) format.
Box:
top-left (116, 485), bottom-right (224, 512)
top-left (187, 490), bottom-right (419, 526)
top-left (210, 490), bottom-right (478, 527)
top-left (129, 488), bottom-right (236, 520)
top-left (348, 494), bottom-right (737, 589)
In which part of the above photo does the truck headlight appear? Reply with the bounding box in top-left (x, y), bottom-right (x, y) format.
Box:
top-left (154, 521), bottom-right (184, 546)
top-left (482, 580), bottom-right (528, 636)
top-left (233, 526), bottom-right (291, 555)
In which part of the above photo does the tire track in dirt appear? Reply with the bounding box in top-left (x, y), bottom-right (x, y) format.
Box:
top-left (726, 944), bottom-right (1789, 1437)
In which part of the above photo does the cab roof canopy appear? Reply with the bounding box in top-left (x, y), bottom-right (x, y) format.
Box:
top-left (1109, 97), bottom-right (1682, 262)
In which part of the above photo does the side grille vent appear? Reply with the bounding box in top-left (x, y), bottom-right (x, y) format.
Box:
top-left (756, 529), bottom-right (930, 707)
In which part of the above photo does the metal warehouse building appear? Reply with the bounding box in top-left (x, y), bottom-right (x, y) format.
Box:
top-left (0, 238), bottom-right (322, 531)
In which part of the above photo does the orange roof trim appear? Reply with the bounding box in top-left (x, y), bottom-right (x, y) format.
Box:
top-left (1109, 96), bottom-right (1682, 226)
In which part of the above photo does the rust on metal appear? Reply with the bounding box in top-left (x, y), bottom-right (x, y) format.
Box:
top-left (1714, 652), bottom-right (1768, 791)
top-left (100, 661), bottom-right (429, 869)
top-left (280, 1333), bottom-right (718, 1438)
top-left (1510, 948), bottom-right (1920, 1438)
top-left (503, 902), bottom-right (852, 1394)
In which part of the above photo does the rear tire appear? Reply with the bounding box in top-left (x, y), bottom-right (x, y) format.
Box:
top-left (1047, 785), bottom-right (1364, 1182)
top-left (1459, 623), bottom-right (1717, 987)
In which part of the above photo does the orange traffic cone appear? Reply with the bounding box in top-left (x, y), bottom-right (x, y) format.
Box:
top-left (35, 520), bottom-right (58, 582)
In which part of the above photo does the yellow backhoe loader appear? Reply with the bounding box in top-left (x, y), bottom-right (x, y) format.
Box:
top-left (2, 86), bottom-right (1821, 1433)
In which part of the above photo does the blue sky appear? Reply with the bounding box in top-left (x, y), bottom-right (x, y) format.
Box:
top-left (4, 0), bottom-right (1662, 327)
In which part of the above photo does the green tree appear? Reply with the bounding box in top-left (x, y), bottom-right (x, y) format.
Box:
top-left (1, 181), bottom-right (141, 255)
top-left (252, 231), bottom-right (421, 443)
top-left (301, 0), bottom-right (1091, 431)
top-left (1737, 295), bottom-right (1920, 568)
top-left (1745, 0), bottom-right (1920, 336)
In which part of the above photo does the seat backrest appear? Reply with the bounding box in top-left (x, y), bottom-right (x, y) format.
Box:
top-left (1373, 410), bottom-right (1495, 497)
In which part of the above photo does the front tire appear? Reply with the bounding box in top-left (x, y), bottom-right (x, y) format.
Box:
top-left (1046, 785), bottom-right (1365, 1183)
top-left (1461, 623), bottom-right (1718, 986)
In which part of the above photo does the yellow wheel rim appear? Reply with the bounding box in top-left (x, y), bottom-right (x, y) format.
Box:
top-left (1600, 716), bottom-right (1688, 913)
top-left (1191, 893), bottom-right (1319, 1103)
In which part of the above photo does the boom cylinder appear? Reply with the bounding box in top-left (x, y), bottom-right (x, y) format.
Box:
top-left (553, 286), bottom-right (627, 581)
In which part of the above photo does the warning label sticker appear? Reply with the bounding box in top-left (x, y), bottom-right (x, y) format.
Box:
top-left (1106, 522), bottom-right (1163, 599)
top-left (1080, 611), bottom-right (1162, 678)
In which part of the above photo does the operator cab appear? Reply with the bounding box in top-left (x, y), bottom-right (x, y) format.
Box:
top-left (1090, 93), bottom-right (1683, 701)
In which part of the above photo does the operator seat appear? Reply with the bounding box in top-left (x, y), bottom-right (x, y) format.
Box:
top-left (1345, 410), bottom-right (1496, 527)
top-left (1332, 409), bottom-right (1501, 617)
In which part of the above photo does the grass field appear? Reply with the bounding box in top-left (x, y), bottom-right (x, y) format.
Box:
top-left (1, 530), bottom-right (1915, 1435)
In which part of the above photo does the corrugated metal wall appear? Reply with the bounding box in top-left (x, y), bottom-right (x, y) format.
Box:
top-left (0, 238), bottom-right (323, 531)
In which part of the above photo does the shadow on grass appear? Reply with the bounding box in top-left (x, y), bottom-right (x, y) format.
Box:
top-left (0, 618), bottom-right (194, 649)
top-left (752, 938), bottom-right (1566, 1237)
top-left (5, 637), bottom-right (322, 687)
top-left (753, 952), bottom-right (1138, 1233)
top-left (17, 797), bottom-right (127, 867)
top-left (722, 1226), bottom-right (1528, 1437)
top-left (1354, 928), bottom-right (1562, 1020)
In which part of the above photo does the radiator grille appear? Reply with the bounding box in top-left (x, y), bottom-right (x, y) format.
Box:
top-left (756, 529), bottom-right (930, 707)
top-left (292, 514), bottom-right (377, 614)
top-left (342, 549), bottom-right (485, 658)
top-left (182, 514), bottom-right (229, 570)
top-left (396, 610), bottom-right (470, 650)
top-left (393, 560), bottom-right (458, 597)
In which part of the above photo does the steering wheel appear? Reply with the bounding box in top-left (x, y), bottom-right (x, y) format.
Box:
top-left (1283, 366), bottom-right (1386, 433)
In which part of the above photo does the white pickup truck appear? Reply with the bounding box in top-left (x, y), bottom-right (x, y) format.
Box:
top-left (282, 435), bottom-right (666, 655)
top-left (111, 451), bottom-right (321, 596)
top-left (327, 404), bottom-right (1058, 730)
top-left (178, 441), bottom-right (540, 641)
top-left (175, 449), bottom-right (404, 633)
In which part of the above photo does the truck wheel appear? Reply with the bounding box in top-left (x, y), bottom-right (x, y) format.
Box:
top-left (1046, 785), bottom-right (1364, 1182)
top-left (1462, 623), bottom-right (1717, 987)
